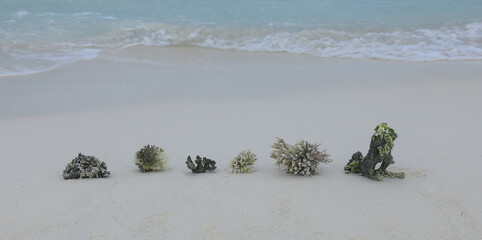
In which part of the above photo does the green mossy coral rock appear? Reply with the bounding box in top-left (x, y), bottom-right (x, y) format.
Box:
top-left (63, 153), bottom-right (110, 179)
top-left (345, 123), bottom-right (404, 181)
top-left (230, 150), bottom-right (257, 173)
top-left (271, 137), bottom-right (331, 176)
top-left (135, 145), bottom-right (168, 172)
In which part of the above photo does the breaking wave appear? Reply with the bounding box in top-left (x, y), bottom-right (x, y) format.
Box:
top-left (1, 20), bottom-right (482, 77)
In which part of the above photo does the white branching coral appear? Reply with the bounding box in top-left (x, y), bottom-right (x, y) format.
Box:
top-left (271, 137), bottom-right (331, 176)
top-left (135, 145), bottom-right (168, 172)
top-left (229, 150), bottom-right (257, 173)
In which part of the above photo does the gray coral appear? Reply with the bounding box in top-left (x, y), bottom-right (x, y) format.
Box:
top-left (135, 144), bottom-right (168, 172)
top-left (186, 155), bottom-right (217, 173)
top-left (63, 153), bottom-right (110, 179)
top-left (229, 150), bottom-right (257, 173)
top-left (271, 137), bottom-right (331, 176)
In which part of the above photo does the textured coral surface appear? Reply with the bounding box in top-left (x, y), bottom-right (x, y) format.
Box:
top-left (63, 153), bottom-right (110, 179)
top-left (230, 150), bottom-right (257, 173)
top-left (186, 155), bottom-right (217, 173)
top-left (135, 144), bottom-right (168, 172)
top-left (271, 138), bottom-right (330, 176)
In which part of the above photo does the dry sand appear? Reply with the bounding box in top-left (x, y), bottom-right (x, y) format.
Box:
top-left (1, 47), bottom-right (482, 239)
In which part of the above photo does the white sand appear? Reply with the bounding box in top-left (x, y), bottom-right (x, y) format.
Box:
top-left (1, 47), bottom-right (482, 239)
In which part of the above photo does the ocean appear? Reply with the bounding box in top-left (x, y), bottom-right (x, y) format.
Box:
top-left (1, 0), bottom-right (481, 77)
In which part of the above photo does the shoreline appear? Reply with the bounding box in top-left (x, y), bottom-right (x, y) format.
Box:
top-left (1, 46), bottom-right (482, 239)
top-left (2, 45), bottom-right (482, 79)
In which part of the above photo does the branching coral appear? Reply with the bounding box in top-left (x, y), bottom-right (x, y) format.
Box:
top-left (186, 155), bottom-right (217, 173)
top-left (271, 137), bottom-right (331, 176)
top-left (344, 123), bottom-right (404, 180)
top-left (135, 144), bottom-right (168, 172)
top-left (229, 150), bottom-right (257, 173)
top-left (63, 153), bottom-right (110, 179)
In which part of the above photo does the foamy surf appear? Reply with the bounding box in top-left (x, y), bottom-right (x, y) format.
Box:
top-left (0, 48), bottom-right (100, 77)
top-left (2, 21), bottom-right (482, 77)
top-left (107, 21), bottom-right (482, 61)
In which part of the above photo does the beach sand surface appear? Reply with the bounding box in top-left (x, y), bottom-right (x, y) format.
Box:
top-left (1, 47), bottom-right (482, 239)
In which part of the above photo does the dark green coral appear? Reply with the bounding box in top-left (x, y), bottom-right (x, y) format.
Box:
top-left (186, 155), bottom-right (217, 173)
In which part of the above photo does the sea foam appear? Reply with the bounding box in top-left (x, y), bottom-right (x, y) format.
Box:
top-left (0, 48), bottom-right (100, 77)
top-left (1, 19), bottom-right (482, 77)
top-left (107, 21), bottom-right (482, 61)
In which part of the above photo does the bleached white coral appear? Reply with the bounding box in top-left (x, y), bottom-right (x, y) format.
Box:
top-left (229, 150), bottom-right (257, 173)
top-left (271, 137), bottom-right (331, 176)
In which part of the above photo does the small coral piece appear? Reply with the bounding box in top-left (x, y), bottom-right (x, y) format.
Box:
top-left (230, 150), bottom-right (257, 173)
top-left (271, 137), bottom-right (331, 176)
top-left (186, 155), bottom-right (217, 173)
top-left (135, 144), bottom-right (168, 172)
top-left (344, 151), bottom-right (363, 173)
top-left (345, 123), bottom-right (404, 181)
top-left (63, 153), bottom-right (110, 179)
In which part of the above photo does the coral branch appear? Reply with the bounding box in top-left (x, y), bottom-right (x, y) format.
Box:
top-left (271, 138), bottom-right (331, 176)
top-left (186, 155), bottom-right (217, 173)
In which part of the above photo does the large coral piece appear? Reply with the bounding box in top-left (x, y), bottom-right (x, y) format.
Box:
top-left (186, 155), bottom-right (217, 173)
top-left (344, 123), bottom-right (404, 180)
top-left (271, 137), bottom-right (331, 176)
top-left (63, 153), bottom-right (110, 179)
top-left (229, 150), bottom-right (257, 173)
top-left (135, 144), bottom-right (168, 172)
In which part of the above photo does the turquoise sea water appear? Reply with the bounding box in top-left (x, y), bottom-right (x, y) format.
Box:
top-left (1, 0), bottom-right (481, 76)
